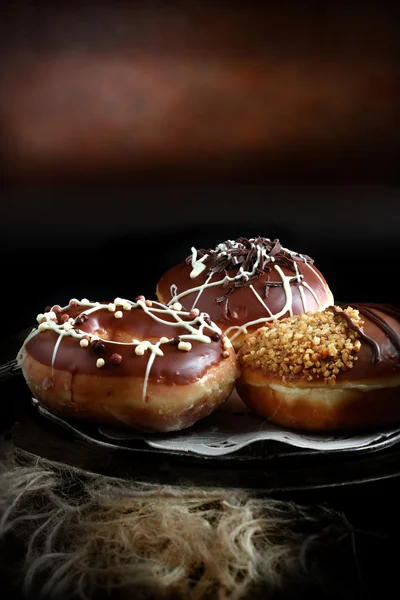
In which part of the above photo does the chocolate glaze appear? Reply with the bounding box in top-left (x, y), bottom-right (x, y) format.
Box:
top-left (25, 303), bottom-right (225, 385)
top-left (334, 303), bottom-right (400, 381)
top-left (330, 305), bottom-right (381, 361)
top-left (157, 260), bottom-right (332, 330)
top-left (352, 304), bottom-right (400, 354)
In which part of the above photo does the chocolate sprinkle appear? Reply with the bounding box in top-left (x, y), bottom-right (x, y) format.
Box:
top-left (187, 237), bottom-right (314, 305)
top-left (171, 337), bottom-right (181, 345)
top-left (110, 353), bottom-right (122, 365)
top-left (92, 341), bottom-right (106, 354)
top-left (211, 332), bottom-right (221, 341)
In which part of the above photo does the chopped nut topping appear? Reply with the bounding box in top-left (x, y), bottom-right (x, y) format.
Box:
top-left (238, 306), bottom-right (364, 384)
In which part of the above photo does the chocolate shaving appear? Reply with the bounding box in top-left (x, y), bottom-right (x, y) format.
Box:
top-left (216, 287), bottom-right (233, 319)
top-left (187, 237), bottom-right (312, 286)
top-left (186, 236), bottom-right (314, 315)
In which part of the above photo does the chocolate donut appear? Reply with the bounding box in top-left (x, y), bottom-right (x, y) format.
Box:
top-left (236, 303), bottom-right (400, 431)
top-left (18, 297), bottom-right (239, 432)
top-left (156, 237), bottom-right (334, 348)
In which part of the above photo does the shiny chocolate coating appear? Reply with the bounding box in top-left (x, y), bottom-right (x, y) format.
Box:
top-left (25, 302), bottom-right (226, 385)
top-left (339, 303), bottom-right (400, 381)
top-left (157, 260), bottom-right (333, 334)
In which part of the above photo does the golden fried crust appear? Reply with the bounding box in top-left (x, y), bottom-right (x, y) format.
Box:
top-left (237, 304), bottom-right (400, 431)
top-left (20, 345), bottom-right (239, 433)
top-left (237, 365), bottom-right (400, 431)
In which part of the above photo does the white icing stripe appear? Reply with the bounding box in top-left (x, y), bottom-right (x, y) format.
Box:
top-left (191, 273), bottom-right (213, 310)
top-left (137, 301), bottom-right (215, 342)
top-left (272, 264), bottom-right (294, 318)
top-left (170, 243), bottom-right (279, 307)
top-left (22, 296), bottom-right (224, 402)
top-left (293, 262), bottom-right (308, 312)
top-left (302, 281), bottom-right (320, 306)
top-left (225, 264), bottom-right (295, 341)
top-left (249, 285), bottom-right (273, 317)
top-left (190, 247), bottom-right (208, 278)
top-left (142, 341), bottom-right (161, 402)
top-left (168, 278), bottom-right (224, 305)
top-left (225, 316), bottom-right (275, 341)
top-left (167, 240), bottom-right (333, 343)
top-left (305, 262), bottom-right (327, 292)
top-left (51, 332), bottom-right (65, 376)
top-left (293, 262), bottom-right (302, 283)
top-left (298, 285), bottom-right (308, 312)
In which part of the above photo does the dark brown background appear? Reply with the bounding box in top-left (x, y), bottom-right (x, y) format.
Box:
top-left (1, 1), bottom-right (400, 184)
top-left (1, 1), bottom-right (400, 331)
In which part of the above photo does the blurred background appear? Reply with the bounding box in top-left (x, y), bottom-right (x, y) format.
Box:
top-left (1, 1), bottom-right (399, 337)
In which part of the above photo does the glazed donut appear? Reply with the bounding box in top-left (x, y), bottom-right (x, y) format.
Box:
top-left (236, 304), bottom-right (400, 431)
top-left (17, 297), bottom-right (239, 432)
top-left (156, 236), bottom-right (334, 349)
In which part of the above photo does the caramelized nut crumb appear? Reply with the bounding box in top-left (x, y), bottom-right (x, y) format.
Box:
top-left (238, 306), bottom-right (363, 384)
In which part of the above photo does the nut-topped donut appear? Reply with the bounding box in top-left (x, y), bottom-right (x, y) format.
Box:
top-left (236, 303), bottom-right (400, 431)
top-left (156, 236), bottom-right (334, 349)
top-left (18, 297), bottom-right (239, 432)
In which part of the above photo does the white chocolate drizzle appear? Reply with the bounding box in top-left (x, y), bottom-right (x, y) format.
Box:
top-left (189, 246), bottom-right (208, 278)
top-left (167, 238), bottom-right (334, 342)
top-left (20, 297), bottom-right (225, 402)
top-left (249, 284), bottom-right (273, 318)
